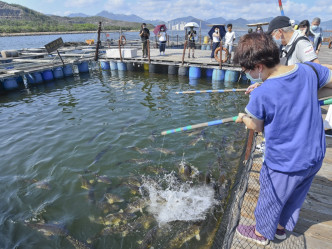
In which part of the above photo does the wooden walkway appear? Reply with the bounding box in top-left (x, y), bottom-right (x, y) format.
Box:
top-left (225, 45), bottom-right (332, 248)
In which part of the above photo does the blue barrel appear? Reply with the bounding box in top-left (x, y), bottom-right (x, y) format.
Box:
top-left (78, 61), bottom-right (89, 73)
top-left (3, 78), bottom-right (18, 90)
top-left (201, 45), bottom-right (206, 50)
top-left (212, 69), bottom-right (225, 82)
top-left (42, 70), bottom-right (54, 81)
top-left (206, 45), bottom-right (211, 50)
top-left (53, 67), bottom-right (64, 79)
top-left (100, 61), bottom-right (110, 70)
top-left (26, 72), bottom-right (43, 84)
top-left (206, 68), bottom-right (213, 78)
top-left (15, 76), bottom-right (24, 84)
top-left (189, 78), bottom-right (199, 86)
top-left (110, 61), bottom-right (118, 70)
top-left (63, 65), bottom-right (73, 76)
top-left (117, 62), bottom-right (127, 71)
top-left (224, 70), bottom-right (240, 83)
top-left (189, 67), bottom-right (201, 79)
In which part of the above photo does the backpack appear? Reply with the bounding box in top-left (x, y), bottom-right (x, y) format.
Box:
top-left (281, 36), bottom-right (311, 66)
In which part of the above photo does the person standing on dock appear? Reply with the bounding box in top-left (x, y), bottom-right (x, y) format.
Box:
top-left (211, 27), bottom-right (221, 62)
top-left (234, 32), bottom-right (332, 246)
top-left (298, 20), bottom-right (315, 45)
top-left (311, 17), bottom-right (323, 55)
top-left (187, 27), bottom-right (196, 58)
top-left (158, 26), bottom-right (167, 55)
top-left (140, 23), bottom-right (150, 58)
top-left (224, 24), bottom-right (235, 63)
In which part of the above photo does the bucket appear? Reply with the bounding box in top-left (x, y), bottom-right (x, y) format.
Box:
top-left (224, 70), bottom-right (240, 83)
top-left (63, 65), bottom-right (73, 76)
top-left (189, 67), bottom-right (201, 79)
top-left (100, 61), bottom-right (110, 70)
top-left (42, 69), bottom-right (54, 81)
top-left (206, 68), bottom-right (213, 78)
top-left (3, 78), bottom-right (18, 90)
top-left (212, 69), bottom-right (225, 82)
top-left (178, 66), bottom-right (188, 76)
top-left (117, 62), bottom-right (127, 71)
top-left (77, 61), bottom-right (89, 73)
top-left (53, 67), bottom-right (64, 79)
top-left (110, 61), bottom-right (118, 71)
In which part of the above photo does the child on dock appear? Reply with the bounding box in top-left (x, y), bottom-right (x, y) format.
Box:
top-left (158, 26), bottom-right (167, 55)
top-left (140, 23), bottom-right (150, 58)
top-left (187, 27), bottom-right (196, 58)
top-left (224, 24), bottom-right (235, 63)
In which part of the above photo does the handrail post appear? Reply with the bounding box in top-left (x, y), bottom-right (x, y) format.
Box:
top-left (147, 39), bottom-right (150, 64)
top-left (182, 40), bottom-right (187, 66)
top-left (118, 39), bottom-right (122, 62)
top-left (219, 41), bottom-right (222, 69)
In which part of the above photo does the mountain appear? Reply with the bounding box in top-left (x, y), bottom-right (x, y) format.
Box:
top-left (206, 17), bottom-right (227, 25)
top-left (0, 1), bottom-right (153, 33)
top-left (96, 11), bottom-right (163, 26)
top-left (68, 13), bottom-right (90, 18)
top-left (167, 16), bottom-right (210, 30)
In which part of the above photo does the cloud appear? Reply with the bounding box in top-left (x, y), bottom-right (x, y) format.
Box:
top-left (65, 0), bottom-right (101, 8)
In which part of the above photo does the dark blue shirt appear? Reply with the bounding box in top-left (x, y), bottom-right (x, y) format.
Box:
top-left (246, 63), bottom-right (332, 172)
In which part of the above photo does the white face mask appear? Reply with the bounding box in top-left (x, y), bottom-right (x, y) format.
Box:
top-left (311, 25), bottom-right (318, 31)
top-left (300, 28), bottom-right (307, 35)
top-left (245, 69), bottom-right (262, 83)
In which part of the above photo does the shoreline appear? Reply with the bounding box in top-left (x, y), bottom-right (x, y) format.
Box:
top-left (0, 30), bottom-right (139, 37)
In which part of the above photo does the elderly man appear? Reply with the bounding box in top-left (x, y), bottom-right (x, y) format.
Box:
top-left (266, 16), bottom-right (319, 65)
top-left (311, 17), bottom-right (323, 54)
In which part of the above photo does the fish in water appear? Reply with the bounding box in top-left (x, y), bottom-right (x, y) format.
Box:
top-left (96, 201), bottom-right (120, 214)
top-left (127, 146), bottom-right (152, 155)
top-left (95, 174), bottom-right (112, 184)
top-left (154, 147), bottom-right (176, 155)
top-left (66, 235), bottom-right (93, 249)
top-left (104, 193), bottom-right (124, 204)
top-left (101, 223), bottom-right (133, 237)
top-left (25, 221), bottom-right (68, 237)
top-left (128, 158), bottom-right (153, 165)
top-left (92, 144), bottom-right (112, 164)
top-left (205, 172), bottom-right (212, 185)
top-left (188, 135), bottom-right (204, 146)
top-left (137, 225), bottom-right (159, 249)
top-left (186, 129), bottom-right (204, 137)
top-left (87, 128), bottom-right (105, 144)
top-left (104, 210), bottom-right (137, 226)
top-left (169, 224), bottom-right (200, 248)
top-left (34, 180), bottom-right (51, 190)
top-left (124, 198), bottom-right (150, 214)
top-left (80, 175), bottom-right (94, 190)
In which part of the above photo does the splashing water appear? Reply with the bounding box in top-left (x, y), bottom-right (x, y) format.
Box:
top-left (142, 173), bottom-right (217, 225)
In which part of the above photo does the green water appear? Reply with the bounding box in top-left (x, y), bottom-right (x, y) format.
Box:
top-left (0, 69), bottom-right (249, 249)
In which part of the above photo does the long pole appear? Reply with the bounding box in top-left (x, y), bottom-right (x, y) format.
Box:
top-left (161, 116), bottom-right (238, 135)
top-left (94, 22), bottom-right (102, 61)
top-left (278, 0), bottom-right (285, 16)
top-left (319, 98), bottom-right (332, 106)
top-left (176, 89), bottom-right (247, 94)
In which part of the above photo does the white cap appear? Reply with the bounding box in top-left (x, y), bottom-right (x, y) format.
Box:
top-left (290, 19), bottom-right (295, 27)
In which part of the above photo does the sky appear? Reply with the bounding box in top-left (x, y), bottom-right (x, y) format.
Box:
top-left (2, 0), bottom-right (332, 22)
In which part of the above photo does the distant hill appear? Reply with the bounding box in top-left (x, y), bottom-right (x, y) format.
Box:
top-left (96, 11), bottom-right (163, 26)
top-left (206, 17), bottom-right (227, 25)
top-left (68, 13), bottom-right (90, 18)
top-left (0, 1), bottom-right (153, 33)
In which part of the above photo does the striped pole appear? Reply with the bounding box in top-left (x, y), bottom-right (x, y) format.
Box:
top-left (176, 89), bottom-right (247, 94)
top-left (319, 98), bottom-right (332, 106)
top-left (161, 116), bottom-right (238, 135)
top-left (278, 0), bottom-right (285, 16)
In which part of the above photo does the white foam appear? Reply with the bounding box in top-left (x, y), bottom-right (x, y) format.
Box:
top-left (142, 173), bottom-right (216, 225)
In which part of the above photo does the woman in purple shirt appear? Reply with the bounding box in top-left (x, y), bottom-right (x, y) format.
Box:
top-left (234, 32), bottom-right (332, 245)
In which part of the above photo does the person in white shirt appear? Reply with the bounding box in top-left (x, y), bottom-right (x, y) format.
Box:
top-left (211, 27), bottom-right (221, 62)
top-left (158, 26), bottom-right (167, 55)
top-left (224, 24), bottom-right (235, 63)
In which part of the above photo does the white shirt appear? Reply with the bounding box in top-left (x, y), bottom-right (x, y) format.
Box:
top-left (159, 32), bottom-right (166, 42)
top-left (282, 30), bottom-right (317, 65)
top-left (212, 31), bottom-right (220, 43)
top-left (225, 31), bottom-right (235, 45)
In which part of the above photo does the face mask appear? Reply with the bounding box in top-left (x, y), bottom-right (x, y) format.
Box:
top-left (311, 25), bottom-right (318, 31)
top-left (273, 36), bottom-right (282, 47)
top-left (300, 28), bottom-right (307, 35)
top-left (246, 70), bottom-right (262, 83)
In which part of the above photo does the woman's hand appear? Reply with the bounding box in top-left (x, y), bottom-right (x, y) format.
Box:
top-left (245, 83), bottom-right (260, 94)
top-left (235, 113), bottom-right (246, 123)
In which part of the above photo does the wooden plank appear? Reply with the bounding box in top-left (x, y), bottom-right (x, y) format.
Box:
top-left (294, 218), bottom-right (332, 242)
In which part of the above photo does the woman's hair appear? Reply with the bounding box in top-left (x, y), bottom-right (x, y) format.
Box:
top-left (233, 33), bottom-right (280, 70)
top-left (298, 20), bottom-right (313, 37)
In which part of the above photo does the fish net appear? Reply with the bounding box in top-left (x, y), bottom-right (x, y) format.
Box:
top-left (212, 130), bottom-right (306, 249)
